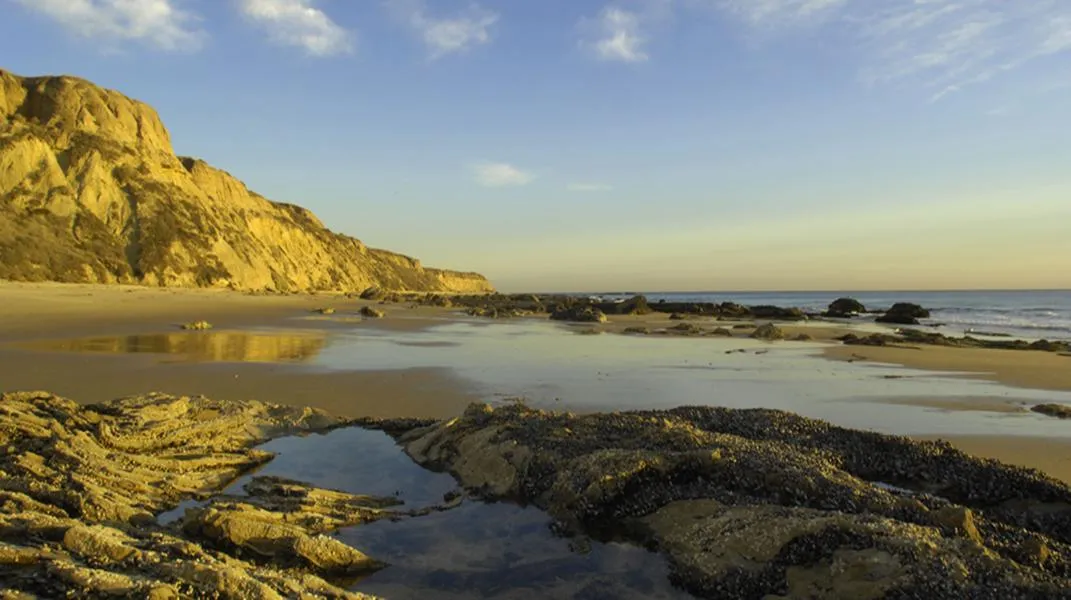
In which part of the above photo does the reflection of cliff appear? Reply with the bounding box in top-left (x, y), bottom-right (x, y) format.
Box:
top-left (26, 331), bottom-right (326, 363)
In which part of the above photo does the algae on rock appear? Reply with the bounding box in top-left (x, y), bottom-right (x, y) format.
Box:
top-left (378, 403), bottom-right (1071, 600)
top-left (0, 391), bottom-right (384, 598)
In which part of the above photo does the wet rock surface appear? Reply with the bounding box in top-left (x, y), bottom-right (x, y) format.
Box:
top-left (0, 391), bottom-right (380, 599)
top-left (875, 303), bottom-right (932, 325)
top-left (379, 403), bottom-right (1071, 600)
top-left (1032, 404), bottom-right (1071, 419)
top-left (839, 329), bottom-right (1071, 353)
top-left (824, 297), bottom-right (867, 318)
top-left (549, 306), bottom-right (608, 324)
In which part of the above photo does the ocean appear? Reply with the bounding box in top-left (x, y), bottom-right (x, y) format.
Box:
top-left (590, 290), bottom-right (1071, 342)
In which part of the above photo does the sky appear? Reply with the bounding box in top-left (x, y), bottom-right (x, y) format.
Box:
top-left (2, 0), bottom-right (1070, 292)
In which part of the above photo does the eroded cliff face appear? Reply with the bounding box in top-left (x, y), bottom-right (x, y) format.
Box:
top-left (0, 69), bottom-right (493, 293)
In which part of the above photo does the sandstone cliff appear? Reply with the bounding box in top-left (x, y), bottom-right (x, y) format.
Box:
top-left (0, 69), bottom-right (493, 293)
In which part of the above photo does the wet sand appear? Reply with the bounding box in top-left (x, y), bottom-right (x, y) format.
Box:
top-left (2, 282), bottom-right (1069, 482)
top-left (0, 346), bottom-right (477, 419)
top-left (596, 312), bottom-right (1071, 392)
top-left (823, 343), bottom-right (1071, 392)
top-left (0, 281), bottom-right (476, 418)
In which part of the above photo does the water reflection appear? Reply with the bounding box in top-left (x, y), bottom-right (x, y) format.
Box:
top-left (19, 330), bottom-right (326, 363)
top-left (174, 427), bottom-right (691, 599)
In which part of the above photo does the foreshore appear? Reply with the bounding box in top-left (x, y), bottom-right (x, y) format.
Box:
top-left (0, 281), bottom-right (1069, 480)
top-left (2, 282), bottom-right (1071, 598)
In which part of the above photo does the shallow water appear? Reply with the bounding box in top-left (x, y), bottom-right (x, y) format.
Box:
top-left (160, 427), bottom-right (691, 599)
top-left (23, 318), bottom-right (1071, 438)
top-left (308, 319), bottom-right (1071, 438)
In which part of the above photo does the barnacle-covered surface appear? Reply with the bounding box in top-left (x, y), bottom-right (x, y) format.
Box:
top-left (385, 403), bottom-right (1071, 599)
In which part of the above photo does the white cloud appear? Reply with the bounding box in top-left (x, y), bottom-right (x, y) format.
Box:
top-left (239, 0), bottom-right (353, 56)
top-left (713, 0), bottom-right (1071, 100)
top-left (568, 183), bottom-right (614, 192)
top-left (13, 0), bottom-right (204, 51)
top-left (716, 0), bottom-right (848, 26)
top-left (472, 162), bottom-right (534, 187)
top-left (583, 6), bottom-right (650, 63)
top-left (386, 0), bottom-right (498, 59)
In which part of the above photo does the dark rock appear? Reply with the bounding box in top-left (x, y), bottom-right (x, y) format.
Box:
top-left (1032, 404), bottom-right (1071, 419)
top-left (550, 306), bottom-right (607, 323)
top-left (623, 327), bottom-right (650, 335)
top-left (388, 403), bottom-right (1071, 600)
top-left (749, 305), bottom-right (806, 321)
top-left (359, 306), bottom-right (385, 318)
top-left (711, 328), bottom-right (733, 337)
top-left (793, 333), bottom-right (813, 341)
top-left (1030, 339), bottom-right (1070, 352)
top-left (716, 302), bottom-right (750, 318)
top-left (595, 295), bottom-right (653, 316)
top-left (876, 303), bottom-right (931, 325)
top-left (824, 297), bottom-right (866, 318)
top-left (839, 333), bottom-right (894, 347)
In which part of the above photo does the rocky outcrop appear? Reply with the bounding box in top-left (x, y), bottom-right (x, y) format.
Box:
top-left (839, 330), bottom-right (1071, 353)
top-left (876, 303), bottom-right (931, 325)
top-left (1032, 404), bottom-right (1071, 419)
top-left (550, 306), bottom-right (608, 323)
top-left (0, 68), bottom-right (493, 294)
top-left (383, 403), bottom-right (1071, 599)
top-left (824, 297), bottom-right (866, 318)
top-left (750, 323), bottom-right (785, 341)
top-left (181, 476), bottom-right (396, 576)
top-left (0, 391), bottom-right (387, 598)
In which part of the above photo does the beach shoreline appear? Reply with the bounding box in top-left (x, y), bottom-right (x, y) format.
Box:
top-left (1, 281), bottom-right (1069, 482)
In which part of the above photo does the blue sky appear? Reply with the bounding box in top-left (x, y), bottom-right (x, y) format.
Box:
top-left (3, 0), bottom-right (1070, 292)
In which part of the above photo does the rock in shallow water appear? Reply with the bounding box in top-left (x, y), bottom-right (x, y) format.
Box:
top-left (379, 403), bottom-right (1071, 599)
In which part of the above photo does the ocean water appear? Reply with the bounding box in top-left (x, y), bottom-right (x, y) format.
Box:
top-left (589, 290), bottom-right (1071, 342)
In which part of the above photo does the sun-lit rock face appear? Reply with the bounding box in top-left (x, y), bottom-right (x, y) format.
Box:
top-left (0, 68), bottom-right (493, 293)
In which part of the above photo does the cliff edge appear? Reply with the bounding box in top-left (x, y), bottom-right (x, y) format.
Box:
top-left (0, 69), bottom-right (493, 293)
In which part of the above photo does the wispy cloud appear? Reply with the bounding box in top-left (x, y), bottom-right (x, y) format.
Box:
top-left (386, 0), bottom-right (498, 59)
top-left (239, 0), bottom-right (353, 56)
top-left (582, 6), bottom-right (650, 63)
top-left (567, 183), bottom-right (613, 192)
top-left (716, 0), bottom-right (848, 26)
top-left (13, 0), bottom-right (205, 51)
top-left (714, 0), bottom-right (1071, 100)
top-left (472, 162), bottom-right (534, 187)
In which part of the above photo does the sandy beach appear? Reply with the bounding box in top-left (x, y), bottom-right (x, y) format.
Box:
top-left (0, 282), bottom-right (478, 418)
top-left (1, 281), bottom-right (1069, 484)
